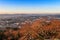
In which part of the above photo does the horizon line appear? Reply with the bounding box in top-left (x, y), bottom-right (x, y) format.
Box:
top-left (0, 13), bottom-right (60, 14)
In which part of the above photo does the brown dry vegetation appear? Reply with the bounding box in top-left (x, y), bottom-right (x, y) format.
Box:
top-left (0, 18), bottom-right (60, 40)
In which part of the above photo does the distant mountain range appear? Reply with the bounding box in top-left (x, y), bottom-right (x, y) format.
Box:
top-left (0, 14), bottom-right (60, 19)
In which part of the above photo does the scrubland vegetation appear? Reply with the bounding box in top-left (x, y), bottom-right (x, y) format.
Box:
top-left (0, 15), bottom-right (60, 40)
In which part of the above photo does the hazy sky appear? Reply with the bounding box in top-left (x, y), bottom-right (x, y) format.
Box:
top-left (0, 0), bottom-right (60, 14)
